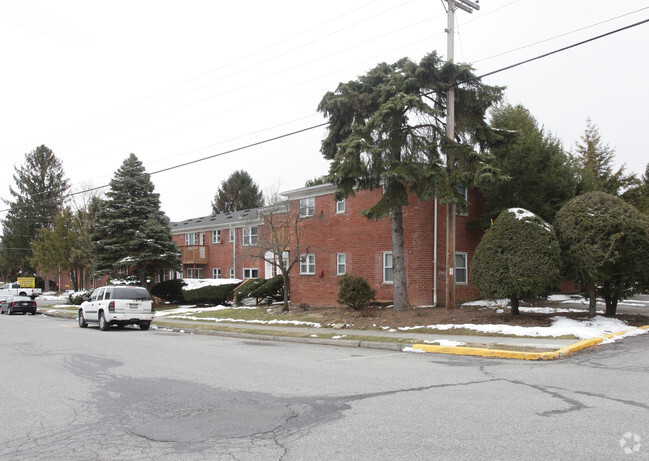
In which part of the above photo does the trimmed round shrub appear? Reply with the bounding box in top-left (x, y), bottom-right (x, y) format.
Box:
top-left (151, 279), bottom-right (186, 303)
top-left (471, 208), bottom-right (560, 314)
top-left (183, 283), bottom-right (238, 305)
top-left (248, 275), bottom-right (284, 301)
top-left (337, 274), bottom-right (376, 310)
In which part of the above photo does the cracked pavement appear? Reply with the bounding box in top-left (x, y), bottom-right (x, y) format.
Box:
top-left (1, 315), bottom-right (648, 460)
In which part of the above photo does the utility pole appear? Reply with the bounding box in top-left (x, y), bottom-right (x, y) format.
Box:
top-left (443, 0), bottom-right (479, 310)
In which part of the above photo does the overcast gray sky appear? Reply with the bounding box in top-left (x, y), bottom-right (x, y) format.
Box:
top-left (1, 0), bottom-right (647, 223)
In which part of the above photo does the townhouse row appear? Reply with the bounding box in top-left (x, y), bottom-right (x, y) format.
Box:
top-left (171, 183), bottom-right (485, 307)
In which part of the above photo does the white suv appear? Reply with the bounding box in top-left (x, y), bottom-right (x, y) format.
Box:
top-left (78, 285), bottom-right (154, 331)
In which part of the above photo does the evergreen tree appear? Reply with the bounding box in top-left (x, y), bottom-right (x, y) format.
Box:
top-left (0, 145), bottom-right (69, 277)
top-left (484, 104), bottom-right (576, 223)
top-left (91, 154), bottom-right (181, 291)
top-left (622, 163), bottom-right (649, 215)
top-left (471, 208), bottom-right (561, 315)
top-left (318, 52), bottom-right (502, 310)
top-left (555, 191), bottom-right (649, 317)
top-left (574, 119), bottom-right (635, 195)
top-left (211, 170), bottom-right (264, 214)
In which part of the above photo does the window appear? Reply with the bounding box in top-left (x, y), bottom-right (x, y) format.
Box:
top-left (456, 185), bottom-right (469, 216)
top-left (243, 268), bottom-right (259, 279)
top-left (455, 252), bottom-right (468, 284)
top-left (336, 199), bottom-right (345, 214)
top-left (229, 268), bottom-right (235, 278)
top-left (300, 197), bottom-right (315, 217)
top-left (186, 268), bottom-right (203, 279)
top-left (243, 226), bottom-right (258, 245)
top-left (383, 252), bottom-right (393, 284)
top-left (185, 232), bottom-right (198, 245)
top-left (300, 254), bottom-right (316, 275)
top-left (336, 253), bottom-right (346, 275)
top-left (229, 228), bottom-right (235, 243)
top-left (212, 230), bottom-right (221, 244)
top-left (213, 268), bottom-right (221, 279)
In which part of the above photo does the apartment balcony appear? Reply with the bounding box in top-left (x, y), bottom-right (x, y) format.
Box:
top-left (181, 245), bottom-right (208, 265)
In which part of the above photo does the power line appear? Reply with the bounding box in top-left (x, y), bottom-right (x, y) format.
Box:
top-left (1, 16), bottom-right (647, 219)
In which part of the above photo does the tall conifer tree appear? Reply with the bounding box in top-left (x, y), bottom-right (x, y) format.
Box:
top-left (92, 154), bottom-right (180, 291)
top-left (1, 145), bottom-right (69, 277)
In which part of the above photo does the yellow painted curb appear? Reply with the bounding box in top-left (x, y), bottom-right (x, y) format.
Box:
top-left (412, 326), bottom-right (649, 360)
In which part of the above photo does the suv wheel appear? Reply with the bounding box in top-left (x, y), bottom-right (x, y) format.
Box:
top-left (139, 321), bottom-right (151, 331)
top-left (78, 311), bottom-right (88, 328)
top-left (99, 312), bottom-right (110, 331)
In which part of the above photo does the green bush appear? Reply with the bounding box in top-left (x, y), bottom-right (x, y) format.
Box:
top-left (183, 283), bottom-right (238, 305)
top-left (152, 279), bottom-right (186, 303)
top-left (472, 208), bottom-right (560, 315)
top-left (234, 278), bottom-right (265, 305)
top-left (69, 290), bottom-right (92, 305)
top-left (337, 274), bottom-right (375, 310)
top-left (248, 275), bottom-right (284, 301)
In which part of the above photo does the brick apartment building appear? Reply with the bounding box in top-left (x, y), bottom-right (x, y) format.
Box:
top-left (171, 183), bottom-right (486, 307)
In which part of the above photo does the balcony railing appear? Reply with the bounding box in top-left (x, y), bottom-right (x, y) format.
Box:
top-left (181, 245), bottom-right (208, 264)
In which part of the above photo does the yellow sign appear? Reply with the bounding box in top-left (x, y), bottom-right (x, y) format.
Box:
top-left (17, 277), bottom-right (35, 288)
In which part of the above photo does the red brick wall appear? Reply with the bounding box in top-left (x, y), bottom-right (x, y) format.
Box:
top-left (287, 188), bottom-right (485, 307)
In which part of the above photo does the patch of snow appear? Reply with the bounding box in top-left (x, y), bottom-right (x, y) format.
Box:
top-left (332, 335), bottom-right (346, 339)
top-left (424, 339), bottom-right (466, 347)
top-left (182, 278), bottom-right (242, 291)
top-left (412, 316), bottom-right (646, 341)
top-left (402, 347), bottom-right (426, 354)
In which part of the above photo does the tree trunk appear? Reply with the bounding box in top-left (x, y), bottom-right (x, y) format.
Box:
top-left (510, 296), bottom-right (520, 315)
top-left (281, 270), bottom-right (290, 313)
top-left (604, 296), bottom-right (618, 317)
top-left (391, 207), bottom-right (410, 311)
top-left (587, 284), bottom-right (597, 317)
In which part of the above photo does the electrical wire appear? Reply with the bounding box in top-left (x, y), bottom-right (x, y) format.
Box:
top-left (1, 15), bottom-right (647, 220)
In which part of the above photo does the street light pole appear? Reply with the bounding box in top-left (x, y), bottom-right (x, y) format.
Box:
top-left (443, 0), bottom-right (479, 310)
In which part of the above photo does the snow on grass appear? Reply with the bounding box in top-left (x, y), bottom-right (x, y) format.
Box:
top-left (157, 305), bottom-right (322, 328)
top-left (396, 315), bottom-right (647, 342)
top-left (424, 339), bottom-right (467, 347)
top-left (182, 278), bottom-right (242, 291)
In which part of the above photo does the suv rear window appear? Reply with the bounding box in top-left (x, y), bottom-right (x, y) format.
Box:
top-left (112, 287), bottom-right (152, 301)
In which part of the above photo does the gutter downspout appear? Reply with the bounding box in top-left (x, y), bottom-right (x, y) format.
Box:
top-left (232, 226), bottom-right (236, 279)
top-left (433, 196), bottom-right (438, 307)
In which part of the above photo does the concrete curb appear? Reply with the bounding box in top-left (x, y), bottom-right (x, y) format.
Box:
top-left (42, 310), bottom-right (649, 359)
top-left (412, 325), bottom-right (649, 360)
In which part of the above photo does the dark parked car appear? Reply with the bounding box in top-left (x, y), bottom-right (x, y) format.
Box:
top-left (1, 295), bottom-right (37, 315)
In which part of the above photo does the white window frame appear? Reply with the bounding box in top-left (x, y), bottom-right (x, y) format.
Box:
top-left (243, 268), bottom-right (259, 279)
top-left (229, 268), bottom-right (235, 278)
top-left (456, 185), bottom-right (469, 216)
top-left (243, 226), bottom-right (258, 246)
top-left (336, 253), bottom-right (346, 275)
top-left (186, 268), bottom-right (203, 279)
top-left (229, 228), bottom-right (235, 243)
top-left (212, 230), bottom-right (221, 244)
top-left (300, 197), bottom-right (315, 217)
top-left (185, 232), bottom-right (198, 245)
top-left (300, 254), bottom-right (316, 275)
top-left (455, 252), bottom-right (468, 284)
top-left (213, 268), bottom-right (221, 279)
top-left (383, 251), bottom-right (393, 284)
top-left (336, 199), bottom-right (345, 214)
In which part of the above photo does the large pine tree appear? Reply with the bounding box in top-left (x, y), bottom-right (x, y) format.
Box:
top-left (211, 170), bottom-right (264, 214)
top-left (92, 154), bottom-right (180, 291)
top-left (484, 104), bottom-right (576, 223)
top-left (574, 118), bottom-right (635, 195)
top-left (1, 145), bottom-right (69, 278)
top-left (318, 52), bottom-right (502, 310)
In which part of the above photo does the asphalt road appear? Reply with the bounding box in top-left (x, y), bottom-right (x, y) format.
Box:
top-left (1, 313), bottom-right (648, 460)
